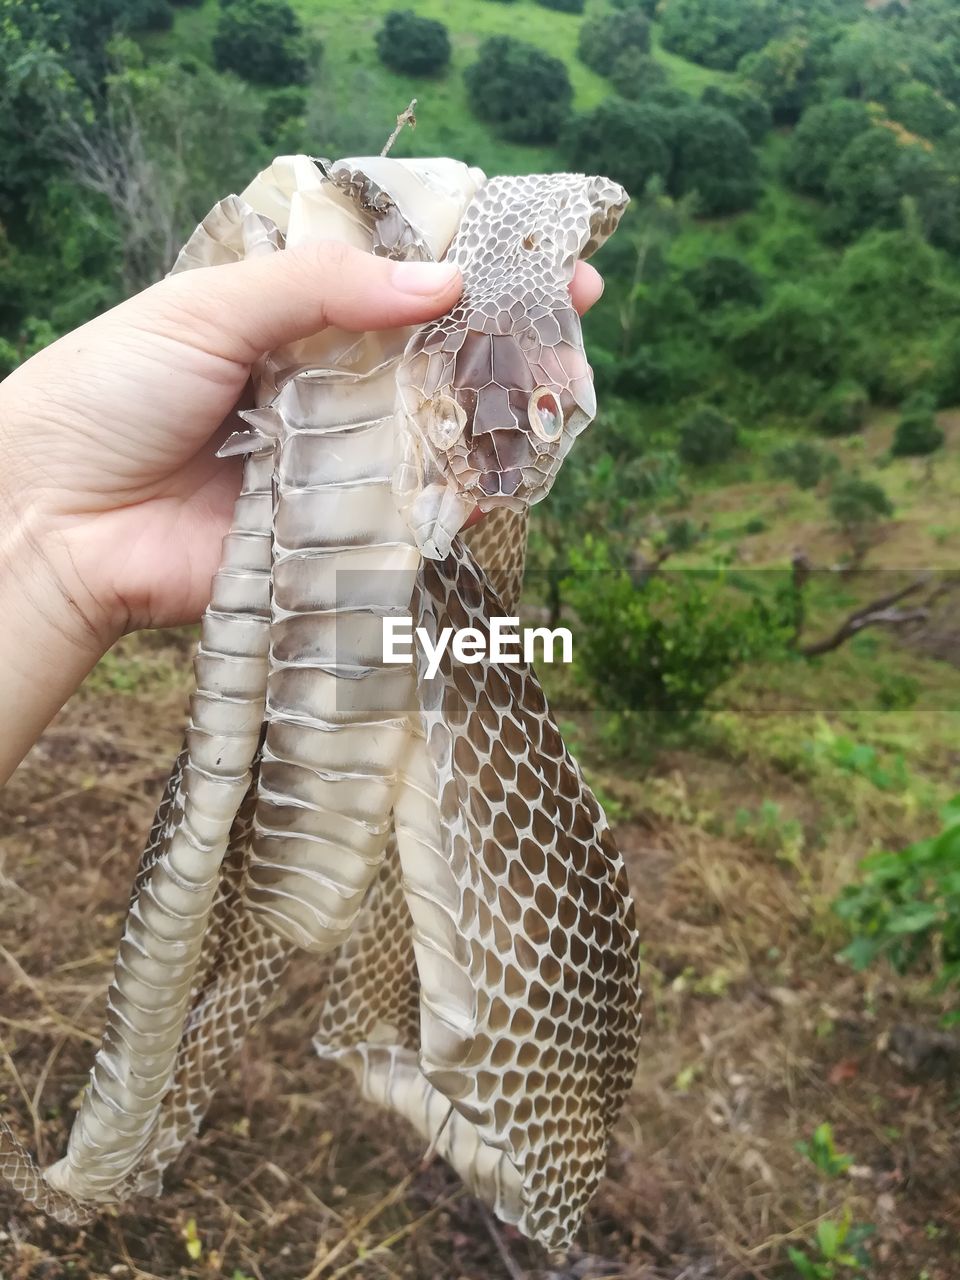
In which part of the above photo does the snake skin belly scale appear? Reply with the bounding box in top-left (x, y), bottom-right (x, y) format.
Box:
top-left (0, 153), bottom-right (642, 1250)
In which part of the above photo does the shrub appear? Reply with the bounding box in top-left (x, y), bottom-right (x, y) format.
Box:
top-left (578, 9), bottom-right (650, 76)
top-left (837, 797), bottom-right (960, 1012)
top-left (610, 0), bottom-right (657, 11)
top-left (677, 405), bottom-right (739, 468)
top-left (376, 10), bottom-right (450, 76)
top-left (564, 539), bottom-right (789, 741)
top-left (769, 440), bottom-right (835, 491)
top-left (213, 0), bottom-right (310, 86)
top-left (536, 0), bottom-right (584, 10)
top-left (668, 105), bottom-right (760, 216)
top-left (465, 37), bottom-right (572, 144)
top-left (564, 99), bottom-right (671, 196)
top-left (816, 382), bottom-right (869, 437)
top-left (892, 397), bottom-right (945, 457)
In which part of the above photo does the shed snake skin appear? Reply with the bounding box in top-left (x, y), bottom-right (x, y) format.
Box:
top-left (0, 155), bottom-right (641, 1249)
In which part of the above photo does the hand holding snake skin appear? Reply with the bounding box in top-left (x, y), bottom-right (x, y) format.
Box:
top-left (1, 155), bottom-right (641, 1249)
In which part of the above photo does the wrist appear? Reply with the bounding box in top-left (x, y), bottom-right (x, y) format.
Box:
top-left (0, 491), bottom-right (118, 783)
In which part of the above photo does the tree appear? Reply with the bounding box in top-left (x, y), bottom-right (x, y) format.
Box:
top-left (213, 0), bottom-right (310, 86)
top-left (668, 105), bottom-right (759, 216)
top-left (700, 84), bottom-right (772, 143)
top-left (536, 0), bottom-right (585, 10)
top-left (785, 100), bottom-right (873, 197)
top-left (815, 382), bottom-right (869, 437)
top-left (829, 474), bottom-right (894, 566)
top-left (659, 0), bottom-right (785, 72)
top-left (465, 37), bottom-right (572, 144)
top-left (891, 396), bottom-right (945, 458)
top-left (577, 8), bottom-right (650, 76)
top-left (889, 81), bottom-right (959, 142)
top-left (608, 49), bottom-right (667, 101)
top-left (66, 58), bottom-right (267, 290)
top-left (769, 441), bottom-right (835, 490)
top-left (826, 126), bottom-right (959, 250)
top-left (375, 10), bottom-right (450, 76)
top-left (677, 405), bottom-right (739, 467)
top-left (739, 32), bottom-right (828, 124)
top-left (729, 283), bottom-right (843, 381)
top-left (684, 255), bottom-right (764, 309)
top-left (564, 99), bottom-right (671, 196)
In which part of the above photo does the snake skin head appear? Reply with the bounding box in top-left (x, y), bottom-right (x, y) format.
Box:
top-left (394, 173), bottom-right (628, 558)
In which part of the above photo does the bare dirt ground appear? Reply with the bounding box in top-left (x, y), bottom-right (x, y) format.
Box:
top-left (1, 631), bottom-right (958, 1280)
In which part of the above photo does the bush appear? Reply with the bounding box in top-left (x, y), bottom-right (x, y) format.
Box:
top-left (213, 0), bottom-right (310, 86)
top-left (608, 49), bottom-right (667, 101)
top-left (465, 37), bottom-right (572, 143)
top-left (536, 0), bottom-right (584, 10)
top-left (376, 10), bottom-right (450, 76)
top-left (564, 99), bottom-right (672, 196)
top-left (684, 255), bottom-right (764, 309)
top-left (668, 105), bottom-right (760, 216)
top-left (610, 0), bottom-right (657, 11)
top-left (837, 797), bottom-right (960, 1011)
top-left (829, 473), bottom-right (894, 564)
top-left (892, 398), bottom-right (945, 457)
top-left (564, 539), bottom-right (789, 741)
top-left (677, 405), bottom-right (739, 467)
top-left (816, 381), bottom-right (869, 437)
top-left (701, 85), bottom-right (772, 143)
top-left (769, 440), bottom-right (835, 491)
top-left (578, 9), bottom-right (650, 76)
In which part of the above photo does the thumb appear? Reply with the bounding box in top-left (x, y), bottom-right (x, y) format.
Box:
top-left (135, 241), bottom-right (463, 366)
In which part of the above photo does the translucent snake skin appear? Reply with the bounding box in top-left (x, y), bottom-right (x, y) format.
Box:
top-left (0, 155), bottom-right (641, 1249)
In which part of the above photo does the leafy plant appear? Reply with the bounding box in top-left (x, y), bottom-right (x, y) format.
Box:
top-left (836, 797), bottom-right (960, 1015)
top-left (577, 8), bottom-right (650, 76)
top-left (816, 383), bottom-right (869, 438)
top-left (796, 1122), bottom-right (854, 1178)
top-left (787, 1208), bottom-right (873, 1278)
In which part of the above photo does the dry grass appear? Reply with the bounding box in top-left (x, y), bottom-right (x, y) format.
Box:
top-left (1, 628), bottom-right (959, 1280)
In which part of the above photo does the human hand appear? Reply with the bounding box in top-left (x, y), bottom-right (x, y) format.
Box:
top-left (0, 246), bottom-right (603, 649)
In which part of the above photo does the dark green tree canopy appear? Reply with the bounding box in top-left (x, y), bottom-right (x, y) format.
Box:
top-left (659, 0), bottom-right (785, 72)
top-left (577, 8), bottom-right (650, 76)
top-left (375, 10), bottom-right (450, 77)
top-left (785, 99), bottom-right (873, 197)
top-left (564, 99), bottom-right (672, 197)
top-left (213, 0), bottom-right (310, 86)
top-left (668, 104), bottom-right (759, 216)
top-left (465, 36), bottom-right (572, 144)
top-left (700, 84), bottom-right (772, 144)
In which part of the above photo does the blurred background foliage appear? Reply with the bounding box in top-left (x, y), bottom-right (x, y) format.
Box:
top-left (2, 2), bottom-right (960, 1274)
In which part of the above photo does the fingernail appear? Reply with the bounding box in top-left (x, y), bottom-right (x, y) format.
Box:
top-left (391, 260), bottom-right (461, 295)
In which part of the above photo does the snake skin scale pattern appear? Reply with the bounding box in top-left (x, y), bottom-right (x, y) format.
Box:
top-left (0, 155), bottom-right (641, 1249)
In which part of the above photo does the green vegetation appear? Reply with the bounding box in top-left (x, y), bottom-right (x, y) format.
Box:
top-left (375, 10), bottom-right (450, 77)
top-left (2, 4), bottom-right (959, 1270)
